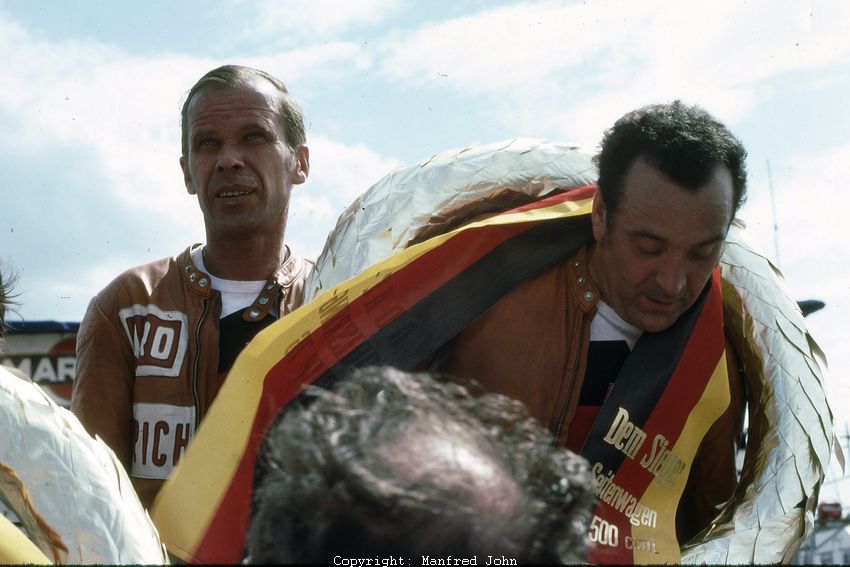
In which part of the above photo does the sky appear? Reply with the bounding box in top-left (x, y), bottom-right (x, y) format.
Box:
top-left (1, 0), bottom-right (848, 500)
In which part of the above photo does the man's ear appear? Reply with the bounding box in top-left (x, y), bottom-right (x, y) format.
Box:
top-left (591, 191), bottom-right (608, 242)
top-left (291, 145), bottom-right (310, 185)
top-left (180, 156), bottom-right (196, 195)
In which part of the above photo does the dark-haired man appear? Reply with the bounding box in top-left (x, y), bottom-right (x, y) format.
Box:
top-left (248, 366), bottom-right (596, 564)
top-left (71, 65), bottom-right (313, 507)
top-left (440, 101), bottom-right (747, 555)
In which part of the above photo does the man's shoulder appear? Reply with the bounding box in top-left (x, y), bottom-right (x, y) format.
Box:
top-left (280, 248), bottom-right (315, 312)
top-left (94, 245), bottom-right (196, 305)
top-left (282, 248), bottom-right (313, 280)
top-left (299, 253), bottom-right (316, 280)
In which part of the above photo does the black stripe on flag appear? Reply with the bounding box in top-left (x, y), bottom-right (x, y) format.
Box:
top-left (580, 280), bottom-right (712, 471)
top-left (306, 214), bottom-right (593, 395)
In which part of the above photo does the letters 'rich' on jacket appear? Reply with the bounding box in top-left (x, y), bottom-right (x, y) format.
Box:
top-left (71, 244), bottom-right (312, 507)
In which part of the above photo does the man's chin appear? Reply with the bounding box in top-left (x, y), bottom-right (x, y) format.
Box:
top-left (633, 311), bottom-right (679, 334)
top-left (207, 217), bottom-right (262, 238)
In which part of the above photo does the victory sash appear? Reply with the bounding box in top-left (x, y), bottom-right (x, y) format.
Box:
top-left (582, 269), bottom-right (730, 564)
top-left (151, 183), bottom-right (730, 564)
top-left (151, 187), bottom-right (596, 563)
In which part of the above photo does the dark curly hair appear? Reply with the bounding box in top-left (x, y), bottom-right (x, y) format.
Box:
top-left (248, 366), bottom-right (595, 564)
top-left (594, 100), bottom-right (747, 221)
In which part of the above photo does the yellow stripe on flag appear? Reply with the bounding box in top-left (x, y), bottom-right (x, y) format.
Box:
top-left (631, 354), bottom-right (731, 564)
top-left (151, 196), bottom-right (592, 560)
top-left (0, 514), bottom-right (51, 564)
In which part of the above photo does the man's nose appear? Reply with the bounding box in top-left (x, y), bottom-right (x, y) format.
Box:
top-left (216, 146), bottom-right (244, 171)
top-left (655, 260), bottom-right (686, 297)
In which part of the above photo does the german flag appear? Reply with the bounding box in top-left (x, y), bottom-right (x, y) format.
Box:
top-left (581, 269), bottom-right (730, 564)
top-left (151, 186), bottom-right (597, 563)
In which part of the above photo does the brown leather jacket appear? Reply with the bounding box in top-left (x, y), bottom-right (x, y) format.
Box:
top-left (71, 244), bottom-right (312, 508)
top-left (441, 245), bottom-right (745, 544)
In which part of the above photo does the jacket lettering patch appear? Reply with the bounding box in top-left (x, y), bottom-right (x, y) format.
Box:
top-left (132, 403), bottom-right (195, 480)
top-left (119, 304), bottom-right (189, 377)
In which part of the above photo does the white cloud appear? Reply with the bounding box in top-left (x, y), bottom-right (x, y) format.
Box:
top-left (244, 42), bottom-right (373, 87)
top-left (741, 142), bottom-right (850, 270)
top-left (307, 134), bottom-right (404, 201)
top-left (235, 0), bottom-right (405, 41)
top-left (5, 256), bottom-right (139, 322)
top-left (377, 0), bottom-right (850, 142)
top-left (0, 12), bottom-right (375, 231)
top-left (738, 142), bottom-right (850, 445)
top-left (0, 16), bottom-right (207, 227)
top-left (0, 8), bottom-right (390, 320)
top-left (379, 0), bottom-right (616, 93)
top-left (285, 135), bottom-right (405, 237)
top-left (286, 135), bottom-right (404, 259)
top-left (381, 0), bottom-right (850, 92)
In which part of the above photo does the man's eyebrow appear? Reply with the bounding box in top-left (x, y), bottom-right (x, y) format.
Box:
top-left (239, 121), bottom-right (275, 134)
top-left (628, 229), bottom-right (666, 242)
top-left (189, 127), bottom-right (215, 141)
top-left (695, 235), bottom-right (727, 247)
top-left (628, 229), bottom-right (725, 247)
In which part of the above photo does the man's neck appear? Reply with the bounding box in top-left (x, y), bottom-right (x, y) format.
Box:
top-left (586, 242), bottom-right (609, 304)
top-left (202, 237), bottom-right (289, 281)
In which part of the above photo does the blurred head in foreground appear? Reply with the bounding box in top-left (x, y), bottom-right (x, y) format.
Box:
top-left (248, 366), bottom-right (595, 564)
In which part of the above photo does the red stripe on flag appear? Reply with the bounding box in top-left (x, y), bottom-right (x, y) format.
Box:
top-left (588, 271), bottom-right (724, 564)
top-left (607, 271), bottom-right (724, 497)
top-left (511, 184), bottom-right (596, 213)
top-left (191, 189), bottom-right (595, 562)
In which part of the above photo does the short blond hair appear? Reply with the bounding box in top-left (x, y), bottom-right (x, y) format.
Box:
top-left (180, 65), bottom-right (306, 158)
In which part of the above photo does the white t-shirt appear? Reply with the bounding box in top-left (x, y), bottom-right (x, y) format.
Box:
top-left (570, 300), bottom-right (646, 444)
top-left (590, 300), bottom-right (643, 350)
top-left (191, 246), bottom-right (265, 318)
